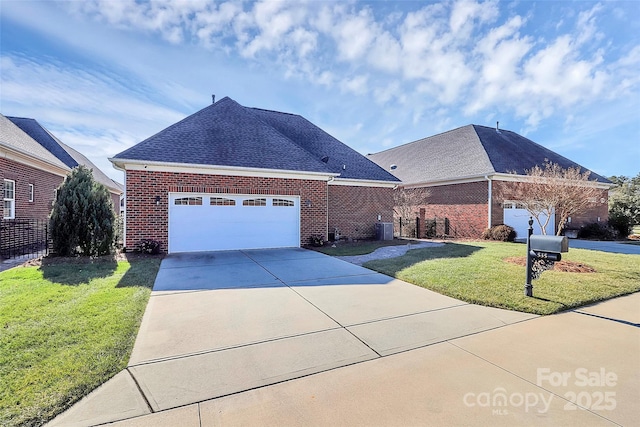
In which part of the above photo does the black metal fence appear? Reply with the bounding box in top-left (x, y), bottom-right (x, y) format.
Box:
top-left (0, 219), bottom-right (50, 259)
top-left (395, 217), bottom-right (455, 239)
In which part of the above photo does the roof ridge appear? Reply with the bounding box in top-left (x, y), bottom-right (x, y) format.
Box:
top-left (242, 106), bottom-right (331, 172)
top-left (249, 106), bottom-right (300, 117)
top-left (369, 124), bottom-right (475, 155)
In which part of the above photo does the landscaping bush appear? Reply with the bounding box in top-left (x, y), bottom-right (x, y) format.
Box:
top-left (50, 166), bottom-right (116, 256)
top-left (608, 212), bottom-right (632, 238)
top-left (139, 239), bottom-right (161, 254)
top-left (309, 235), bottom-right (325, 247)
top-left (482, 224), bottom-right (517, 242)
top-left (577, 222), bottom-right (618, 240)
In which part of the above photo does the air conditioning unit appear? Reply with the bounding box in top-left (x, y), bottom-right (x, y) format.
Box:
top-left (375, 222), bottom-right (393, 241)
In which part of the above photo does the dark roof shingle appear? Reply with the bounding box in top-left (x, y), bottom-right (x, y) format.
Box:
top-left (368, 124), bottom-right (610, 184)
top-left (7, 117), bottom-right (78, 168)
top-left (6, 116), bottom-right (123, 193)
top-left (113, 97), bottom-right (399, 182)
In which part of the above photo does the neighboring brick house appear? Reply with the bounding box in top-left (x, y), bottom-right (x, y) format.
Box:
top-left (368, 124), bottom-right (613, 239)
top-left (1, 114), bottom-right (69, 221)
top-left (7, 116), bottom-right (124, 211)
top-left (110, 97), bottom-right (399, 253)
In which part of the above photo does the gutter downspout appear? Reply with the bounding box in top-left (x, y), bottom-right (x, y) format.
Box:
top-left (485, 175), bottom-right (492, 229)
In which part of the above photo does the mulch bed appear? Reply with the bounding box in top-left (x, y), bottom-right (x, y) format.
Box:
top-left (504, 256), bottom-right (597, 273)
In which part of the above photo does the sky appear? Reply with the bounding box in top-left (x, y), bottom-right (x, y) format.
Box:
top-left (1, 0), bottom-right (639, 183)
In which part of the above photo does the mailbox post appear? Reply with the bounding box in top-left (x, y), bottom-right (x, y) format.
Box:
top-left (524, 217), bottom-right (569, 297)
top-left (525, 218), bottom-right (534, 297)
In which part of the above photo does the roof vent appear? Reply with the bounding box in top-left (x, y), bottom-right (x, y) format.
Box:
top-left (496, 121), bottom-right (501, 134)
top-left (390, 164), bottom-right (397, 170)
top-left (321, 156), bottom-right (329, 163)
top-left (342, 164), bottom-right (346, 170)
top-left (212, 94), bottom-right (216, 104)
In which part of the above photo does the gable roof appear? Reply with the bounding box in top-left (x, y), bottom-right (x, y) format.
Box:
top-left (0, 114), bottom-right (69, 172)
top-left (250, 108), bottom-right (399, 182)
top-left (6, 116), bottom-right (78, 168)
top-left (59, 141), bottom-right (124, 194)
top-left (112, 97), bottom-right (399, 183)
top-left (368, 124), bottom-right (610, 185)
top-left (7, 116), bottom-right (123, 194)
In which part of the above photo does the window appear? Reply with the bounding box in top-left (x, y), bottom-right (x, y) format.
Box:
top-left (210, 197), bottom-right (236, 206)
top-left (28, 184), bottom-right (34, 203)
top-left (3, 179), bottom-right (15, 219)
top-left (272, 198), bottom-right (294, 207)
top-left (242, 198), bottom-right (266, 206)
top-left (174, 197), bottom-right (203, 206)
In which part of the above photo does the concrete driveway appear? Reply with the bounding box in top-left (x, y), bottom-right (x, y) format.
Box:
top-left (568, 239), bottom-right (640, 254)
top-left (49, 248), bottom-right (639, 426)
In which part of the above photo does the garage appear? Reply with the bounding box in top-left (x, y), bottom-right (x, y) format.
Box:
top-left (169, 193), bottom-right (300, 253)
top-left (503, 201), bottom-right (555, 238)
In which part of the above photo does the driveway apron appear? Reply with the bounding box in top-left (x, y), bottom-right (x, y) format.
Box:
top-left (127, 249), bottom-right (535, 412)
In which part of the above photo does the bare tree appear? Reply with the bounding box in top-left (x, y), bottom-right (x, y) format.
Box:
top-left (501, 161), bottom-right (604, 235)
top-left (393, 187), bottom-right (431, 237)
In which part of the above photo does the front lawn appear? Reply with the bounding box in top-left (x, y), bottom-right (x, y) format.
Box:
top-left (311, 238), bottom-right (422, 256)
top-left (0, 255), bottom-right (161, 427)
top-left (364, 241), bottom-right (640, 315)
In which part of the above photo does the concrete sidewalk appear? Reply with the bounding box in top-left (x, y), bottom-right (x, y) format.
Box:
top-left (48, 249), bottom-right (639, 426)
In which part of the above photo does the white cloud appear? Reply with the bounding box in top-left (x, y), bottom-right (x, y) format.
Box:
top-left (0, 54), bottom-right (184, 181)
top-left (340, 74), bottom-right (369, 95)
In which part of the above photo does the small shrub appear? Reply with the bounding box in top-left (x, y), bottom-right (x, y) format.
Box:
top-left (608, 213), bottom-right (632, 238)
top-left (139, 239), bottom-right (161, 254)
top-left (309, 235), bottom-right (325, 247)
top-left (577, 223), bottom-right (618, 240)
top-left (483, 224), bottom-right (517, 242)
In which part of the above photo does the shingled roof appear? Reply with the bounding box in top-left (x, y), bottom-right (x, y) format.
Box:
top-left (112, 97), bottom-right (399, 183)
top-left (7, 116), bottom-right (123, 194)
top-left (7, 116), bottom-right (78, 168)
top-left (367, 124), bottom-right (610, 185)
top-left (0, 114), bottom-right (69, 171)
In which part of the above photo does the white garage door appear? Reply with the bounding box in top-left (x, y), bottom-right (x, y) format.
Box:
top-left (169, 193), bottom-right (300, 253)
top-left (503, 201), bottom-right (555, 238)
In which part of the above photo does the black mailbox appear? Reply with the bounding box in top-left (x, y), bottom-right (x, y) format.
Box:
top-left (524, 217), bottom-right (570, 297)
top-left (530, 235), bottom-right (569, 254)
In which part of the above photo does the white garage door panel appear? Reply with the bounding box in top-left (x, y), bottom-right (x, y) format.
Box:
top-left (169, 194), bottom-right (300, 253)
top-left (503, 203), bottom-right (555, 238)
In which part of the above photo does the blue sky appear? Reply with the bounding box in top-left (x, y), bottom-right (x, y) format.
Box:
top-left (1, 0), bottom-right (639, 183)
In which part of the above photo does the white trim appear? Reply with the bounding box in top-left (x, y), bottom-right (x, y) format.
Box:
top-left (329, 177), bottom-right (399, 188)
top-left (28, 183), bottom-right (34, 203)
top-left (3, 179), bottom-right (16, 219)
top-left (486, 176), bottom-right (492, 229)
top-left (401, 172), bottom-right (613, 190)
top-left (401, 174), bottom-right (491, 188)
top-left (492, 173), bottom-right (613, 189)
top-left (109, 158), bottom-right (339, 181)
top-left (1, 143), bottom-right (69, 177)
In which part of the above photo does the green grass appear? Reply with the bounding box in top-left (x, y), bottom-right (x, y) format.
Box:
top-left (0, 256), bottom-right (161, 427)
top-left (311, 239), bottom-right (421, 256)
top-left (364, 241), bottom-right (640, 315)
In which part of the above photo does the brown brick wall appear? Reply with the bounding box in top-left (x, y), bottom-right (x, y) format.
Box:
top-left (124, 170), bottom-right (328, 252)
top-left (407, 182), bottom-right (489, 238)
top-left (0, 158), bottom-right (64, 220)
top-left (328, 185), bottom-right (394, 240)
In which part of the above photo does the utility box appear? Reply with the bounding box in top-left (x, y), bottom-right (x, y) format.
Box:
top-left (375, 222), bottom-right (393, 241)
